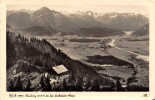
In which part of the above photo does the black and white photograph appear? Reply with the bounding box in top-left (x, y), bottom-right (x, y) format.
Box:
top-left (6, 4), bottom-right (149, 92)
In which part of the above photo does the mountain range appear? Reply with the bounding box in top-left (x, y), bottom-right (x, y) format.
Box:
top-left (7, 7), bottom-right (149, 36)
top-left (96, 12), bottom-right (148, 31)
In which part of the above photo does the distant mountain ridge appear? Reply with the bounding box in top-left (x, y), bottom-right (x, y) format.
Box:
top-left (7, 7), bottom-right (149, 32)
top-left (7, 7), bottom-right (108, 33)
top-left (69, 11), bottom-right (148, 18)
top-left (132, 24), bottom-right (149, 36)
top-left (96, 12), bottom-right (149, 31)
top-left (66, 11), bottom-right (148, 31)
top-left (7, 11), bottom-right (31, 29)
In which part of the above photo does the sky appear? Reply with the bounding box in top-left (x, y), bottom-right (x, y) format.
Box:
top-left (7, 5), bottom-right (149, 15)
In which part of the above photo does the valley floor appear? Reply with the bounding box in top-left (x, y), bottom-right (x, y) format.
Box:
top-left (46, 33), bottom-right (149, 89)
top-left (114, 35), bottom-right (149, 56)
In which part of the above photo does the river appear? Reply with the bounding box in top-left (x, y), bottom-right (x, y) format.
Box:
top-left (108, 31), bottom-right (149, 61)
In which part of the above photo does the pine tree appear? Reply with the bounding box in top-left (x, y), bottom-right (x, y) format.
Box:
top-left (18, 34), bottom-right (21, 38)
top-left (77, 77), bottom-right (83, 86)
top-left (40, 74), bottom-right (52, 91)
top-left (116, 78), bottom-right (122, 91)
top-left (14, 76), bottom-right (23, 91)
top-left (63, 78), bottom-right (67, 90)
top-left (40, 75), bottom-right (45, 89)
top-left (8, 79), bottom-right (15, 91)
top-left (44, 76), bottom-right (52, 91)
top-left (91, 78), bottom-right (100, 91)
top-left (25, 79), bottom-right (32, 91)
top-left (75, 83), bottom-right (83, 91)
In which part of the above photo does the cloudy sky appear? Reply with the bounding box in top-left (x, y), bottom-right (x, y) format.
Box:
top-left (7, 4), bottom-right (149, 15)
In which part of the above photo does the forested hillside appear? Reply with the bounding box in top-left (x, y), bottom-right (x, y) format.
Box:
top-left (7, 31), bottom-right (115, 91)
top-left (132, 24), bottom-right (149, 36)
top-left (73, 27), bottom-right (125, 37)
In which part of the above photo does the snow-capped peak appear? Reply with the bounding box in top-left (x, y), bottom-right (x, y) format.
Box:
top-left (59, 11), bottom-right (72, 15)
top-left (72, 11), bottom-right (103, 17)
top-left (110, 15), bottom-right (118, 18)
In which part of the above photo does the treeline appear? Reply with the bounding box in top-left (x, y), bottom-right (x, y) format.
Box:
top-left (8, 73), bottom-right (120, 91)
top-left (8, 76), bottom-right (32, 91)
top-left (9, 72), bottom-right (148, 91)
top-left (69, 38), bottom-right (100, 43)
top-left (87, 55), bottom-right (134, 68)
